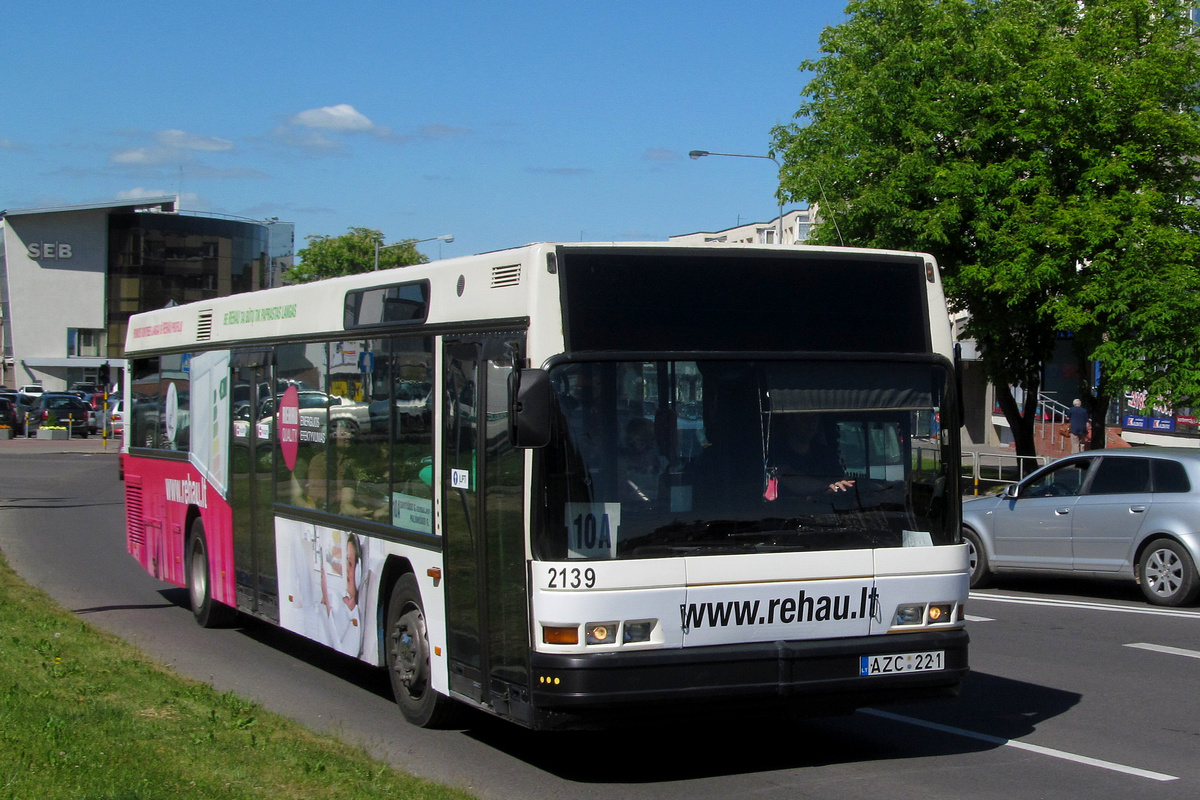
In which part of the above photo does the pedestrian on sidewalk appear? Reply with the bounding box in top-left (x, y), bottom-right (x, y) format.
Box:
top-left (1069, 399), bottom-right (1090, 453)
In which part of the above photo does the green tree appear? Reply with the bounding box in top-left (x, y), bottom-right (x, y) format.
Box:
top-left (286, 226), bottom-right (428, 283)
top-left (772, 0), bottom-right (1200, 456)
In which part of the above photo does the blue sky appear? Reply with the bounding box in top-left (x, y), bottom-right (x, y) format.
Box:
top-left (2, 1), bottom-right (848, 259)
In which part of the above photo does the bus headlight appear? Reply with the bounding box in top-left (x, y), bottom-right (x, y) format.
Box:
top-left (585, 622), bottom-right (618, 645)
top-left (893, 602), bottom-right (958, 626)
top-left (927, 603), bottom-right (954, 623)
top-left (622, 620), bottom-right (655, 643)
top-left (542, 619), bottom-right (659, 646)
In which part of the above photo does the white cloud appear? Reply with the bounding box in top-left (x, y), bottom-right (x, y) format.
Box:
top-left (156, 129), bottom-right (235, 152)
top-left (110, 128), bottom-right (237, 166)
top-left (275, 105), bottom-right (467, 152)
top-left (290, 104), bottom-right (376, 132)
top-left (110, 147), bottom-right (160, 165)
top-left (115, 188), bottom-right (201, 207)
top-left (274, 103), bottom-right (403, 151)
top-left (114, 187), bottom-right (171, 199)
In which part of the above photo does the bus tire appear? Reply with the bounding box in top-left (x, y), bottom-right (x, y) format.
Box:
top-left (963, 527), bottom-right (991, 589)
top-left (187, 520), bottom-right (237, 628)
top-left (386, 573), bottom-right (458, 728)
top-left (1139, 538), bottom-right (1200, 607)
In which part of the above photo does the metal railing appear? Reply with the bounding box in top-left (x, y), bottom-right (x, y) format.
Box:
top-left (1036, 393), bottom-right (1072, 450)
top-left (963, 449), bottom-right (1049, 495)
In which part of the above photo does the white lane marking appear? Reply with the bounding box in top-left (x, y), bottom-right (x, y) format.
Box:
top-left (965, 615), bottom-right (994, 622)
top-left (1125, 642), bottom-right (1200, 660)
top-left (861, 708), bottom-right (1178, 782)
top-left (969, 592), bottom-right (1200, 619)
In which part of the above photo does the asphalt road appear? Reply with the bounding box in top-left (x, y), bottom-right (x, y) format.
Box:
top-left (2, 451), bottom-right (1199, 799)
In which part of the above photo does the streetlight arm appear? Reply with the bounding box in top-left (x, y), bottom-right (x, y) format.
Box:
top-left (689, 149), bottom-right (778, 165)
top-left (374, 235), bottom-right (454, 270)
top-left (689, 148), bottom-right (784, 240)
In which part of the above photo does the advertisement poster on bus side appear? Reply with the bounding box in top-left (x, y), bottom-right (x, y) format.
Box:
top-left (275, 517), bottom-right (382, 662)
top-left (188, 350), bottom-right (231, 498)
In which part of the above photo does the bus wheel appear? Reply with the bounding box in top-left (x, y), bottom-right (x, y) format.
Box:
top-left (1139, 538), bottom-right (1200, 607)
top-left (963, 528), bottom-right (991, 589)
top-left (187, 520), bottom-right (237, 628)
top-left (386, 574), bottom-right (457, 728)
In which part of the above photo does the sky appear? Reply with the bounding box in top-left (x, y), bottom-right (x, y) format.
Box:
top-left (2, 1), bottom-right (849, 260)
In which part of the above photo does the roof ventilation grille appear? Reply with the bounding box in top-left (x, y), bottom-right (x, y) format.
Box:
top-left (491, 264), bottom-right (521, 288)
top-left (197, 310), bottom-right (213, 341)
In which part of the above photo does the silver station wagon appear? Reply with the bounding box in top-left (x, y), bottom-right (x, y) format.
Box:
top-left (962, 448), bottom-right (1200, 606)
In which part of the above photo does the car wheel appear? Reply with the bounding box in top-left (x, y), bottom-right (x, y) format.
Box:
top-left (1139, 538), bottom-right (1200, 607)
top-left (187, 519), bottom-right (238, 627)
top-left (963, 527), bottom-right (992, 589)
top-left (385, 573), bottom-right (458, 728)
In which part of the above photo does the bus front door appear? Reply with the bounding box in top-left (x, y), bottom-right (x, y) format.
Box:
top-left (230, 354), bottom-right (279, 623)
top-left (442, 335), bottom-right (531, 723)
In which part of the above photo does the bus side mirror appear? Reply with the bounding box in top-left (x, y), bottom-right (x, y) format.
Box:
top-left (509, 368), bottom-right (551, 448)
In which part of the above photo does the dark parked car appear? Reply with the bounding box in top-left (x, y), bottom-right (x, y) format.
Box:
top-left (28, 393), bottom-right (92, 438)
top-left (0, 397), bottom-right (18, 433)
top-left (1, 391), bottom-right (36, 435)
top-left (962, 448), bottom-right (1200, 606)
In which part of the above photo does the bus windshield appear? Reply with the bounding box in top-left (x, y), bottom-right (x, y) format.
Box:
top-left (535, 359), bottom-right (957, 560)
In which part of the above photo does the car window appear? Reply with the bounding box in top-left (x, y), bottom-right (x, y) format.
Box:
top-left (1087, 457), bottom-right (1151, 495)
top-left (1152, 459), bottom-right (1191, 493)
top-left (1021, 459), bottom-right (1091, 498)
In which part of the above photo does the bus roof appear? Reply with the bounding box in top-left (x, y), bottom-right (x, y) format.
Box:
top-left (123, 241), bottom-right (941, 355)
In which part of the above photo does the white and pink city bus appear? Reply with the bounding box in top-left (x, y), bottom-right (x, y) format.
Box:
top-left (121, 242), bottom-right (969, 730)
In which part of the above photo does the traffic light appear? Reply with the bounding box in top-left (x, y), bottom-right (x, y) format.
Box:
top-left (98, 362), bottom-right (110, 387)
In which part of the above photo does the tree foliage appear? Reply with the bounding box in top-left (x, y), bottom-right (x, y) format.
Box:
top-left (772, 0), bottom-right (1200, 454)
top-left (286, 227), bottom-right (428, 284)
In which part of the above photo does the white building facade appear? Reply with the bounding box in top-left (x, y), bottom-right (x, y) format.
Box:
top-left (668, 208), bottom-right (816, 246)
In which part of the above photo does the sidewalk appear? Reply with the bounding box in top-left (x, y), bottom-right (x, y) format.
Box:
top-left (0, 432), bottom-right (120, 456)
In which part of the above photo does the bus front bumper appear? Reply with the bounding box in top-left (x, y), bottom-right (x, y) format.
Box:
top-left (527, 629), bottom-right (968, 725)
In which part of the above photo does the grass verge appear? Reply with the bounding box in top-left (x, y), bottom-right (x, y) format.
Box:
top-left (0, 550), bottom-right (476, 800)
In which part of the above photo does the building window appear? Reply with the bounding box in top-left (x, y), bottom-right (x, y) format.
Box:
top-left (68, 328), bottom-right (102, 357)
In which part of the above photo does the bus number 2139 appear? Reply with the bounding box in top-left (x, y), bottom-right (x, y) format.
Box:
top-left (547, 566), bottom-right (597, 589)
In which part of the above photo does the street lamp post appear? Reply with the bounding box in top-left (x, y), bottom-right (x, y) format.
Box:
top-left (688, 150), bottom-right (784, 242)
top-left (374, 234), bottom-right (455, 270)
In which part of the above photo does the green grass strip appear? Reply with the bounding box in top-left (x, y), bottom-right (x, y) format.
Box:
top-left (0, 551), bottom-right (476, 800)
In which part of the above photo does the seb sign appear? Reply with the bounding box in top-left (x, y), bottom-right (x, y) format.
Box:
top-left (26, 242), bottom-right (73, 260)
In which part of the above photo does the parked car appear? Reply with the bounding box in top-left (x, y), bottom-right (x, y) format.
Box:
top-left (108, 398), bottom-right (126, 437)
top-left (962, 448), bottom-right (1200, 606)
top-left (84, 391), bottom-right (116, 410)
top-left (80, 392), bottom-right (119, 433)
top-left (17, 384), bottom-right (44, 397)
top-left (28, 393), bottom-right (92, 438)
top-left (369, 380), bottom-right (433, 438)
top-left (2, 392), bottom-right (36, 435)
top-left (254, 391), bottom-right (371, 437)
top-left (0, 397), bottom-right (18, 433)
top-left (0, 391), bottom-right (21, 433)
